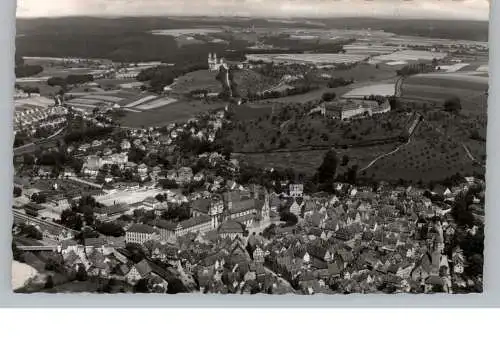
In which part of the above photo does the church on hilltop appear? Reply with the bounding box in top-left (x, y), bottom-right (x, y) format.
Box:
top-left (208, 53), bottom-right (228, 72)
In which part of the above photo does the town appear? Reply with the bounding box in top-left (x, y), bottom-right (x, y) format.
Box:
top-left (12, 16), bottom-right (486, 295)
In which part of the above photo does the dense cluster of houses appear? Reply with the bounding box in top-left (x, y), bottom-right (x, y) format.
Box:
top-left (12, 96), bottom-right (484, 294)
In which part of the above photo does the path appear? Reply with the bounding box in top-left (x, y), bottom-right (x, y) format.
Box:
top-left (359, 137), bottom-right (412, 172)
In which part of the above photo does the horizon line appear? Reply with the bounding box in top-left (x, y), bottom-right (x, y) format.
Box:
top-left (15, 14), bottom-right (489, 22)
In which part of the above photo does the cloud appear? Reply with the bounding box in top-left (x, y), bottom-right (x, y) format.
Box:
top-left (16, 0), bottom-right (490, 20)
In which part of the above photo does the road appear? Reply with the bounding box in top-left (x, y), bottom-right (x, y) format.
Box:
top-left (13, 127), bottom-right (66, 156)
top-left (12, 209), bottom-right (76, 236)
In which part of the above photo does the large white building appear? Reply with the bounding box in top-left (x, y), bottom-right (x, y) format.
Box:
top-left (321, 99), bottom-right (391, 120)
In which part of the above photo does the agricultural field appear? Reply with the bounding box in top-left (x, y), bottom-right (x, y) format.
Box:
top-left (314, 63), bottom-right (397, 83)
top-left (171, 70), bottom-right (222, 95)
top-left (151, 28), bottom-right (223, 37)
top-left (401, 72), bottom-right (489, 114)
top-left (343, 83), bottom-right (396, 98)
top-left (373, 50), bottom-right (447, 62)
top-left (117, 100), bottom-right (224, 128)
top-left (246, 53), bottom-right (368, 65)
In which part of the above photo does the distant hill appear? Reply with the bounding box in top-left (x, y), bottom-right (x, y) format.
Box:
top-left (15, 17), bottom-right (488, 63)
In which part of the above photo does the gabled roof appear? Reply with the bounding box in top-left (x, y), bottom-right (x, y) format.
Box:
top-left (191, 198), bottom-right (212, 213)
top-left (134, 259), bottom-right (153, 278)
top-left (127, 224), bottom-right (157, 234)
top-left (218, 220), bottom-right (245, 234)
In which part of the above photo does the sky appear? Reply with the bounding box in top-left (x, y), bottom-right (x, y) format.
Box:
top-left (16, 0), bottom-right (490, 21)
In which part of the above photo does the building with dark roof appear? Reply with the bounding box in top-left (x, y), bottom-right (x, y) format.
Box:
top-left (218, 220), bottom-right (245, 240)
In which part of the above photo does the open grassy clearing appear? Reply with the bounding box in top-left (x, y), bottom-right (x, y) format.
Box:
top-left (118, 100), bottom-right (224, 127)
top-left (171, 69), bottom-right (222, 94)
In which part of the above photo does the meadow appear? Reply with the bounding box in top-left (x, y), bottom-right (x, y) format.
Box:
top-left (118, 100), bottom-right (224, 128)
top-left (171, 69), bottom-right (222, 94)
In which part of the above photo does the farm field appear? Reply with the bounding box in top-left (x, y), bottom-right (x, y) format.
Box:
top-left (171, 70), bottom-right (222, 94)
top-left (151, 28), bottom-right (222, 36)
top-left (373, 50), bottom-right (447, 62)
top-left (343, 83), bottom-right (396, 98)
top-left (315, 63), bottom-right (397, 83)
top-left (401, 72), bottom-right (489, 114)
top-left (246, 53), bottom-right (368, 64)
top-left (118, 100), bottom-right (224, 127)
top-left (96, 187), bottom-right (166, 206)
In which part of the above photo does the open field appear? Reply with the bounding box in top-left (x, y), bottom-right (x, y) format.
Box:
top-left (257, 87), bottom-right (332, 103)
top-left (14, 96), bottom-right (54, 109)
top-left (315, 63), bottom-right (397, 83)
top-left (401, 72), bottom-right (489, 113)
top-left (96, 187), bottom-right (166, 206)
top-left (373, 50), bottom-right (447, 62)
top-left (151, 28), bottom-right (223, 36)
top-left (246, 53), bottom-right (368, 65)
top-left (135, 97), bottom-right (178, 110)
top-left (343, 83), bottom-right (396, 98)
top-left (171, 70), bottom-right (222, 94)
top-left (118, 100), bottom-right (224, 127)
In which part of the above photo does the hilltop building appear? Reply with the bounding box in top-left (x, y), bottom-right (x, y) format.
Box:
top-left (321, 99), bottom-right (391, 120)
top-left (208, 53), bottom-right (228, 72)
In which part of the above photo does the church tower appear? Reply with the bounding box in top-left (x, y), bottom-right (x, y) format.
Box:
top-left (209, 198), bottom-right (224, 229)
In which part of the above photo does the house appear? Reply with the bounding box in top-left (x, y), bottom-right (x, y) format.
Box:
top-left (218, 220), bottom-right (246, 240)
top-left (289, 199), bottom-right (302, 217)
top-left (289, 184), bottom-right (304, 198)
top-left (253, 246), bottom-right (265, 264)
top-left (125, 224), bottom-right (159, 244)
top-left (120, 139), bottom-right (131, 151)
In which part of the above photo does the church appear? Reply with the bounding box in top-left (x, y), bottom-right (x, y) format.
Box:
top-left (208, 53), bottom-right (227, 72)
top-left (190, 186), bottom-right (270, 230)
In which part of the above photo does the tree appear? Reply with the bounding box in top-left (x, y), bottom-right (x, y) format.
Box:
top-left (76, 264), bottom-right (88, 281)
top-left (134, 279), bottom-right (150, 293)
top-left (280, 212), bottom-right (298, 226)
top-left (60, 209), bottom-right (83, 231)
top-left (44, 275), bottom-right (54, 289)
top-left (322, 92), bottom-right (336, 102)
top-left (444, 96), bottom-right (462, 113)
top-left (167, 279), bottom-right (187, 294)
top-left (317, 149), bottom-right (338, 185)
top-left (341, 155), bottom-right (349, 166)
top-left (13, 186), bottom-right (22, 197)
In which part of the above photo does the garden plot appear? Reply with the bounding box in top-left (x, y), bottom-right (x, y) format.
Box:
top-left (124, 95), bottom-right (158, 108)
top-left (343, 83), bottom-right (395, 98)
top-left (85, 95), bottom-right (124, 103)
top-left (135, 97), bottom-right (178, 110)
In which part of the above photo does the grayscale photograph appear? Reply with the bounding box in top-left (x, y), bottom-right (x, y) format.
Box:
top-left (11, 0), bottom-right (488, 295)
